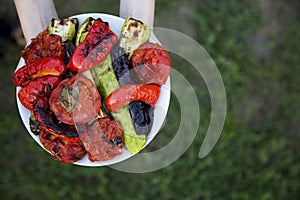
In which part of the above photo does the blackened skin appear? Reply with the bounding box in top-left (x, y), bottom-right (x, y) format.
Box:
top-left (129, 101), bottom-right (154, 135)
top-left (30, 113), bottom-right (42, 135)
top-left (110, 44), bottom-right (133, 85)
top-left (31, 109), bottom-right (79, 138)
top-left (63, 40), bottom-right (76, 65)
top-left (110, 45), bottom-right (155, 136)
top-left (62, 40), bottom-right (77, 80)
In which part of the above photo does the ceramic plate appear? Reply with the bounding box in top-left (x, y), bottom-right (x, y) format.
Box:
top-left (16, 13), bottom-right (171, 166)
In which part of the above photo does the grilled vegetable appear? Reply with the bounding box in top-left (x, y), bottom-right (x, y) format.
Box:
top-left (82, 117), bottom-right (124, 161)
top-left (110, 45), bottom-right (135, 85)
top-left (39, 125), bottom-right (85, 163)
top-left (62, 40), bottom-right (76, 65)
top-left (21, 29), bottom-right (64, 65)
top-left (18, 76), bottom-right (62, 110)
top-left (119, 18), bottom-right (151, 57)
top-left (47, 18), bottom-right (78, 65)
top-left (91, 56), bottom-right (146, 154)
top-left (129, 101), bottom-right (154, 135)
top-left (110, 46), bottom-right (154, 135)
top-left (68, 18), bottom-right (118, 72)
top-left (91, 56), bottom-right (118, 97)
top-left (14, 57), bottom-right (66, 87)
top-left (31, 109), bottom-right (82, 140)
top-left (75, 17), bottom-right (95, 46)
top-left (130, 42), bottom-right (171, 86)
top-left (111, 18), bottom-right (155, 135)
top-left (49, 74), bottom-right (101, 125)
top-left (75, 18), bottom-right (139, 148)
top-left (106, 83), bottom-right (161, 113)
top-left (48, 18), bottom-right (78, 42)
top-left (29, 112), bottom-right (42, 135)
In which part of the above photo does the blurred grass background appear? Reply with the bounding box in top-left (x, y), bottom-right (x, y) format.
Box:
top-left (1, 0), bottom-right (300, 199)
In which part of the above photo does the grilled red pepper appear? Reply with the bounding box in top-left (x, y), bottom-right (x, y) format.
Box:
top-left (14, 57), bottom-right (66, 87)
top-left (49, 74), bottom-right (101, 125)
top-left (130, 42), bottom-right (171, 86)
top-left (106, 84), bottom-right (161, 113)
top-left (31, 109), bottom-right (85, 140)
top-left (18, 76), bottom-right (62, 110)
top-left (39, 126), bottom-right (86, 163)
top-left (68, 18), bottom-right (118, 72)
top-left (30, 108), bottom-right (86, 163)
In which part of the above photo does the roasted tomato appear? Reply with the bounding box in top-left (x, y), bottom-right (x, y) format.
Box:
top-left (68, 18), bottom-right (118, 72)
top-left (106, 83), bottom-right (161, 113)
top-left (39, 127), bottom-right (86, 163)
top-left (82, 117), bottom-right (124, 162)
top-left (49, 74), bottom-right (101, 125)
top-left (14, 57), bottom-right (66, 87)
top-left (21, 29), bottom-right (65, 65)
top-left (130, 42), bottom-right (171, 85)
top-left (18, 76), bottom-right (62, 110)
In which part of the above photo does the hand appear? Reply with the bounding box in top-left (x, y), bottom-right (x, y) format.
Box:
top-left (14, 0), bottom-right (57, 43)
top-left (120, 0), bottom-right (155, 27)
top-left (14, 0), bottom-right (156, 43)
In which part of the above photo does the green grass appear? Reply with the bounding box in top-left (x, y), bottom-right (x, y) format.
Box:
top-left (1, 0), bottom-right (300, 199)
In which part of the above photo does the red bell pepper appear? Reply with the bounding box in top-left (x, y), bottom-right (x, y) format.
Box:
top-left (18, 76), bottom-right (62, 110)
top-left (14, 57), bottom-right (66, 87)
top-left (106, 83), bottom-right (161, 113)
top-left (68, 18), bottom-right (118, 72)
top-left (39, 126), bottom-right (86, 163)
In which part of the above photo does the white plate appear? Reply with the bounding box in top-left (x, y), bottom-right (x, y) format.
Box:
top-left (16, 13), bottom-right (171, 167)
